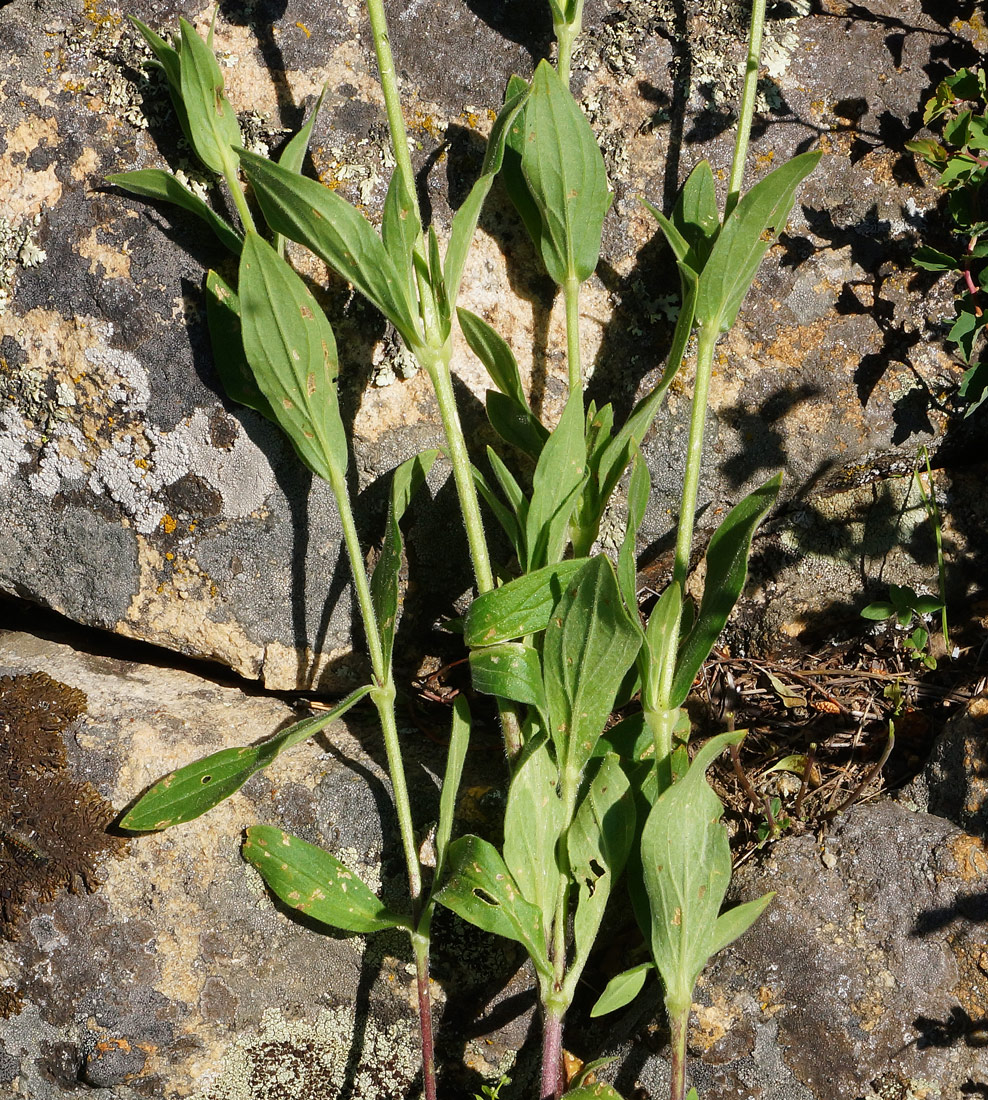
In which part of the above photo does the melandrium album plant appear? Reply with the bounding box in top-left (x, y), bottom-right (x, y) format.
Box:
top-left (109, 1), bottom-right (820, 1097)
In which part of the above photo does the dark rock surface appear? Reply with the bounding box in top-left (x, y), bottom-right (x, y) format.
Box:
top-left (0, 0), bottom-right (982, 684)
top-left (605, 798), bottom-right (988, 1100)
top-left (4, 624), bottom-right (988, 1099)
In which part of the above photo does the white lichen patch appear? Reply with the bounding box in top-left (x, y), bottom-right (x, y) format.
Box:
top-left (3, 306), bottom-right (277, 532)
top-left (191, 1004), bottom-right (420, 1100)
top-left (0, 406), bottom-right (32, 489)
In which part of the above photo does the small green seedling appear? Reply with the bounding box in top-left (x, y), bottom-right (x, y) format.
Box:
top-left (861, 583), bottom-right (944, 669)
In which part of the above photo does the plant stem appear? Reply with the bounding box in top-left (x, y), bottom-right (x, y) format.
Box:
top-left (540, 1004), bottom-right (565, 1100)
top-left (553, 0), bottom-right (584, 88)
top-left (671, 325), bottom-right (718, 591)
top-left (668, 1004), bottom-right (690, 1100)
top-left (563, 274), bottom-right (583, 394)
top-left (419, 345), bottom-right (495, 597)
top-left (412, 932), bottom-right (438, 1100)
top-left (330, 470), bottom-right (423, 899)
top-left (365, 0), bottom-right (420, 227)
top-left (223, 154), bottom-right (257, 235)
top-left (362, 2), bottom-right (525, 762)
top-left (725, 0), bottom-right (767, 219)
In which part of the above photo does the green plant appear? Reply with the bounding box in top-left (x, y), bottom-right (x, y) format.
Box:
top-left (474, 1074), bottom-right (511, 1100)
top-left (107, 2), bottom-right (820, 1098)
top-left (907, 67), bottom-right (988, 414)
top-left (861, 583), bottom-right (944, 669)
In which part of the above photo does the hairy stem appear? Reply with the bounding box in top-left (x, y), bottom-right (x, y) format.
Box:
top-left (725, 0), bottom-right (767, 218)
top-left (330, 469), bottom-right (422, 900)
top-left (671, 325), bottom-right (718, 591)
top-left (668, 1004), bottom-right (690, 1100)
top-left (563, 274), bottom-right (583, 394)
top-left (540, 1004), bottom-right (565, 1100)
top-left (412, 933), bottom-right (437, 1100)
top-left (365, 0), bottom-right (420, 228)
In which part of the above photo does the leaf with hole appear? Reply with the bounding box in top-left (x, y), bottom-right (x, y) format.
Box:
top-left (565, 753), bottom-right (635, 997)
top-left (120, 685), bottom-right (371, 831)
top-left (244, 825), bottom-right (408, 934)
top-left (436, 835), bottom-right (552, 979)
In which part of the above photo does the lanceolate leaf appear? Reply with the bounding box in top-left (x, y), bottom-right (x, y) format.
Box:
top-left (696, 151), bottom-right (821, 332)
top-left (129, 16), bottom-right (193, 149)
top-left (470, 642), bottom-right (547, 713)
top-left (590, 961), bottom-right (654, 1017)
top-left (671, 474), bottom-right (781, 708)
top-left (445, 88), bottom-right (528, 306)
top-left (592, 261), bottom-right (698, 517)
top-left (501, 74), bottom-right (546, 261)
top-left (107, 169), bottom-right (242, 255)
top-left (457, 307), bottom-right (530, 409)
top-left (525, 392), bottom-right (587, 569)
top-left (640, 729), bottom-right (751, 1013)
top-left (561, 1085), bottom-right (624, 1100)
top-left (472, 464), bottom-right (523, 557)
top-left (543, 557), bottom-right (642, 778)
top-left (243, 825), bottom-right (408, 934)
top-left (278, 86), bottom-right (327, 176)
top-left (464, 558), bottom-right (589, 646)
top-left (178, 17), bottom-right (243, 176)
top-left (486, 391), bottom-right (550, 461)
top-left (433, 695), bottom-right (471, 887)
top-left (120, 685), bottom-right (371, 831)
top-left (617, 451), bottom-right (650, 616)
top-left (370, 450), bottom-right (439, 668)
top-left (238, 232), bottom-right (348, 482)
top-left (520, 60), bottom-right (612, 284)
top-left (565, 753), bottom-right (635, 994)
top-left (204, 269), bottom-right (276, 420)
top-left (503, 738), bottom-right (564, 935)
top-left (436, 835), bottom-right (552, 979)
top-left (671, 159), bottom-right (720, 271)
top-left (382, 168), bottom-right (422, 309)
top-left (237, 150), bottom-right (419, 344)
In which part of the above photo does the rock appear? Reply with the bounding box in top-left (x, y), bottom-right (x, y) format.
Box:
top-left (0, 627), bottom-right (515, 1099)
top-left (0, 0), bottom-right (980, 685)
top-left (908, 693), bottom-right (988, 835)
top-left (608, 799), bottom-right (988, 1100)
